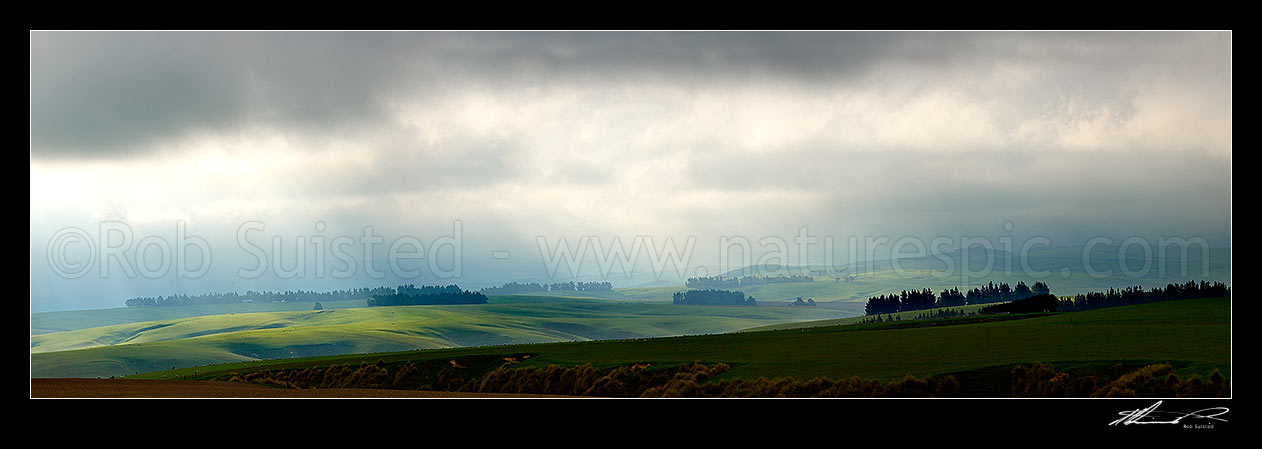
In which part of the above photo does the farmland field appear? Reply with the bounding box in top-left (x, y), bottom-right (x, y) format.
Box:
top-left (132, 297), bottom-right (1230, 392)
top-left (30, 295), bottom-right (847, 378)
top-left (31, 299), bottom-right (374, 335)
top-left (28, 248), bottom-right (1232, 381)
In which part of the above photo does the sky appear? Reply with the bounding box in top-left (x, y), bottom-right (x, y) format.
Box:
top-left (29, 31), bottom-right (1232, 312)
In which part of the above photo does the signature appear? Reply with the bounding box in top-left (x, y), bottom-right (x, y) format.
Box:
top-left (1110, 401), bottom-right (1229, 426)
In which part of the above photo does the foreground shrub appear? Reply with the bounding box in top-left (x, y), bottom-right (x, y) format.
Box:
top-left (1009, 363), bottom-right (1229, 398)
top-left (220, 359), bottom-right (1225, 398)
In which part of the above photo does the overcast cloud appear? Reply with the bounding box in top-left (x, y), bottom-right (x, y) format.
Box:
top-left (29, 31), bottom-right (1231, 311)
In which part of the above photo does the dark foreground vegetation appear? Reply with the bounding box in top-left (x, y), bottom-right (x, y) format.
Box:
top-left (218, 358), bottom-right (1227, 398)
top-left (1008, 362), bottom-right (1229, 398)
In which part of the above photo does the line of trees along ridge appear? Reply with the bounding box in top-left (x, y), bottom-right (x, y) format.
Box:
top-left (673, 289), bottom-right (757, 306)
top-left (864, 280), bottom-right (1228, 316)
top-left (126, 286), bottom-right (397, 307)
top-left (685, 275), bottom-right (813, 289)
top-left (864, 281), bottom-right (1049, 315)
top-left (367, 284), bottom-right (487, 307)
top-left (479, 281), bottom-right (613, 295)
top-left (125, 284), bottom-right (483, 308)
top-left (1055, 281), bottom-right (1229, 312)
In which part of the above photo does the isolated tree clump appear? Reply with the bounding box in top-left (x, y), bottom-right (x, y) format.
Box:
top-left (672, 289), bottom-right (756, 306)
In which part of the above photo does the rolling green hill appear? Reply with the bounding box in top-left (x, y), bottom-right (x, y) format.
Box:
top-left (132, 297), bottom-right (1230, 387)
top-left (31, 299), bottom-right (372, 335)
top-left (31, 297), bottom-right (846, 378)
top-left (29, 245), bottom-right (1230, 382)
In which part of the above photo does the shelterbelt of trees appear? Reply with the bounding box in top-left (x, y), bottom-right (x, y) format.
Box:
top-left (367, 285), bottom-right (488, 307)
top-left (673, 289), bottom-right (757, 306)
top-left (865, 281), bottom-right (1050, 315)
top-left (125, 286), bottom-right (400, 307)
top-left (479, 281), bottom-right (613, 295)
top-left (864, 280), bottom-right (1229, 316)
top-left (124, 284), bottom-right (487, 308)
top-left (978, 294), bottom-right (1060, 314)
top-left (685, 274), bottom-right (813, 289)
top-left (1055, 281), bottom-right (1229, 312)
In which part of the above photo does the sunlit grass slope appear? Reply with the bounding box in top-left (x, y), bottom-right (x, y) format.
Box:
top-left (133, 297), bottom-right (1230, 383)
top-left (32, 297), bottom-right (846, 378)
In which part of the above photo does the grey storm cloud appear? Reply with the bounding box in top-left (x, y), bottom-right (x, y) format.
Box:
top-left (30, 32), bottom-right (405, 156)
top-left (31, 31), bottom-right (1228, 158)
